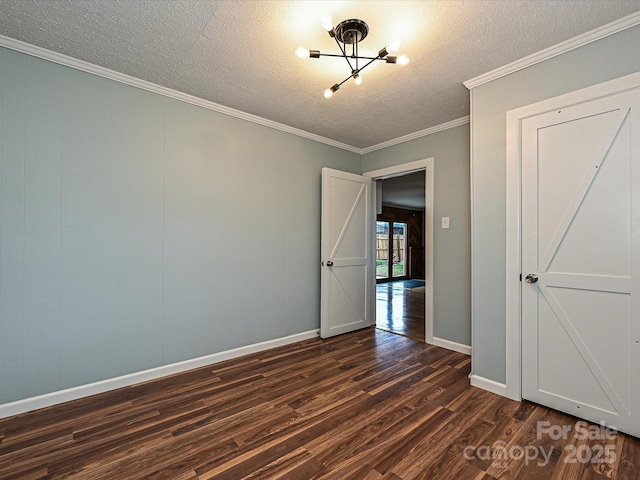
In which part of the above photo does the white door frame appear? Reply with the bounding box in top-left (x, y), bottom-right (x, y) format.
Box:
top-left (363, 158), bottom-right (434, 343)
top-left (505, 71), bottom-right (640, 401)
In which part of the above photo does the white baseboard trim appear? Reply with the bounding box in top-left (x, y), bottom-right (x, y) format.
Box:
top-left (431, 337), bottom-right (472, 356)
top-left (0, 329), bottom-right (320, 419)
top-left (470, 374), bottom-right (507, 397)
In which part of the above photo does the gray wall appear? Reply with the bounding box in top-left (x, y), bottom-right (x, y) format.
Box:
top-left (362, 124), bottom-right (472, 347)
top-left (0, 47), bottom-right (360, 404)
top-left (470, 26), bottom-right (640, 384)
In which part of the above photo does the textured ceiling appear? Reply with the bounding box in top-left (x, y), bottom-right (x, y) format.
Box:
top-left (0, 0), bottom-right (639, 149)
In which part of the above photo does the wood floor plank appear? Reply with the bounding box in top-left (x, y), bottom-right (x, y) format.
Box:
top-left (612, 433), bottom-right (640, 480)
top-left (277, 456), bottom-right (329, 480)
top-left (0, 328), bottom-right (638, 479)
top-left (304, 394), bottom-right (422, 467)
top-left (445, 382), bottom-right (496, 412)
top-left (0, 464), bottom-right (50, 480)
top-left (239, 447), bottom-right (315, 479)
top-left (483, 407), bottom-right (547, 478)
top-left (197, 395), bottom-right (380, 479)
top-left (315, 461), bottom-right (383, 480)
top-left (402, 416), bottom-right (495, 480)
top-left (369, 406), bottom-right (456, 475)
top-left (389, 403), bottom-right (504, 479)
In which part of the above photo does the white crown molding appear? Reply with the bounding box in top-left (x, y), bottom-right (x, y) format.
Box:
top-left (361, 116), bottom-right (470, 154)
top-left (464, 11), bottom-right (640, 90)
top-left (0, 329), bottom-right (320, 419)
top-left (0, 34), bottom-right (472, 156)
top-left (0, 35), bottom-right (361, 154)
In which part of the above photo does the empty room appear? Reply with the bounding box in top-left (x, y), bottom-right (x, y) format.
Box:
top-left (1, 1), bottom-right (639, 479)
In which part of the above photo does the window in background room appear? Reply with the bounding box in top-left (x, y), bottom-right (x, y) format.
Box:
top-left (376, 221), bottom-right (407, 281)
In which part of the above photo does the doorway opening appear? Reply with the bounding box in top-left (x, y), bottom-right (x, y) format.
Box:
top-left (364, 158), bottom-right (434, 344)
top-left (373, 171), bottom-right (426, 342)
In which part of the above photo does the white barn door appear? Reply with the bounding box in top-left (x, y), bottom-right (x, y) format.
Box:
top-left (521, 86), bottom-right (640, 437)
top-left (320, 168), bottom-right (372, 338)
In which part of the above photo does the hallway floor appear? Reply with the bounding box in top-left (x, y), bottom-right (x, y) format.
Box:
top-left (376, 279), bottom-right (425, 341)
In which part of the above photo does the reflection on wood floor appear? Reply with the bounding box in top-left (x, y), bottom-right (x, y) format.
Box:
top-left (376, 279), bottom-right (425, 341)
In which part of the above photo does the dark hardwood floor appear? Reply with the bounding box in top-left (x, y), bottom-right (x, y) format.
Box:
top-left (376, 280), bottom-right (425, 341)
top-left (0, 329), bottom-right (638, 479)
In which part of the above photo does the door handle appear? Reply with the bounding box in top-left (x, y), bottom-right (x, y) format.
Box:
top-left (525, 273), bottom-right (538, 283)
top-left (326, 260), bottom-right (334, 267)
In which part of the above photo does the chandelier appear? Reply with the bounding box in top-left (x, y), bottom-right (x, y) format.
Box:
top-left (296, 18), bottom-right (409, 98)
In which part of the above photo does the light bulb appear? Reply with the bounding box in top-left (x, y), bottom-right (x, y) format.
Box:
top-left (324, 84), bottom-right (339, 98)
top-left (353, 74), bottom-right (362, 85)
top-left (320, 14), bottom-right (333, 31)
top-left (295, 47), bottom-right (310, 59)
top-left (397, 55), bottom-right (410, 66)
top-left (387, 39), bottom-right (401, 53)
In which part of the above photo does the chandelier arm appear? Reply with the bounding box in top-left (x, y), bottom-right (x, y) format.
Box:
top-left (332, 36), bottom-right (355, 72)
top-left (334, 55), bottom-right (381, 91)
top-left (314, 53), bottom-right (388, 61)
top-left (335, 74), bottom-right (355, 89)
top-left (355, 41), bottom-right (359, 71)
top-left (353, 56), bottom-right (381, 76)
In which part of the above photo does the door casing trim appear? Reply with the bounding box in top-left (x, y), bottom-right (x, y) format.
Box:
top-left (505, 71), bottom-right (640, 401)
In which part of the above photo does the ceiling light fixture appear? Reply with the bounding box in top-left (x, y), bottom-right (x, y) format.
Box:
top-left (297, 18), bottom-right (409, 98)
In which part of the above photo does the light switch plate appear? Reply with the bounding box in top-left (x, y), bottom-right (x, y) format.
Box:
top-left (442, 216), bottom-right (450, 229)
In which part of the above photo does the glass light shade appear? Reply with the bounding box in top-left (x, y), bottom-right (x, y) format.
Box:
top-left (295, 47), bottom-right (310, 59)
